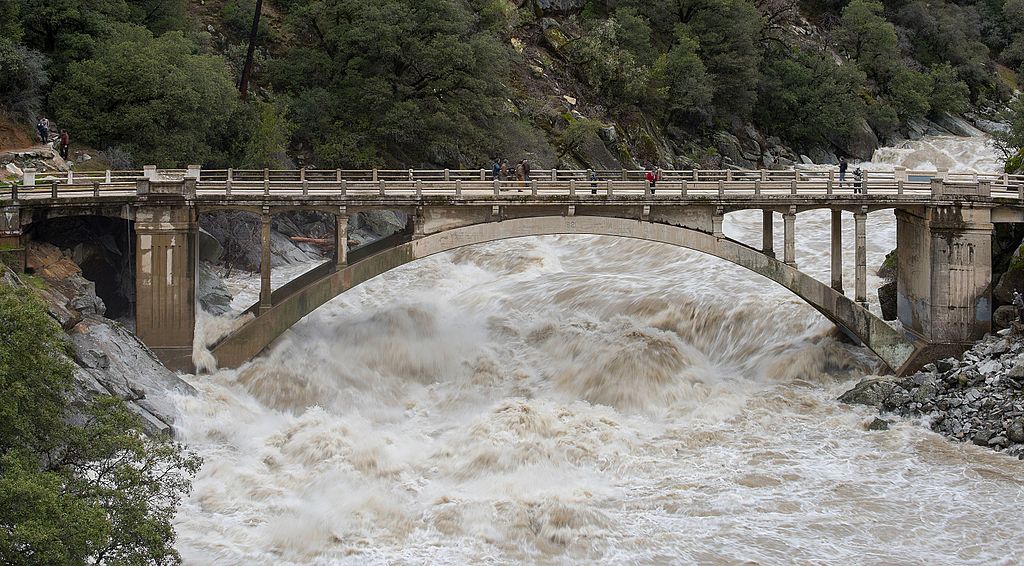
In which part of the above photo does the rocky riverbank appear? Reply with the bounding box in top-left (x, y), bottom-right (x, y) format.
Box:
top-left (841, 330), bottom-right (1024, 459)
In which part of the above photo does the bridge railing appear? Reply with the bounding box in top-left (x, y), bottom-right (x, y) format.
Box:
top-left (3, 167), bottom-right (1024, 202)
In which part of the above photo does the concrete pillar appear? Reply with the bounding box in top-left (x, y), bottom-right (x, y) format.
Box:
top-left (335, 211), bottom-right (348, 267)
top-left (135, 205), bottom-right (197, 372)
top-left (855, 208), bottom-right (867, 304)
top-left (413, 207), bottom-right (425, 239)
top-left (831, 209), bottom-right (843, 293)
top-left (762, 210), bottom-right (774, 258)
top-left (783, 207), bottom-right (796, 267)
top-left (896, 205), bottom-right (992, 348)
top-left (259, 209), bottom-right (272, 313)
top-left (143, 165), bottom-right (157, 180)
top-left (0, 206), bottom-right (25, 272)
top-left (712, 208), bottom-right (724, 238)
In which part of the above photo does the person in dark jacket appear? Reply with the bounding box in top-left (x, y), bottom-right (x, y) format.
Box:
top-left (59, 130), bottom-right (70, 160)
top-left (838, 156), bottom-right (848, 187)
top-left (491, 159), bottom-right (501, 181)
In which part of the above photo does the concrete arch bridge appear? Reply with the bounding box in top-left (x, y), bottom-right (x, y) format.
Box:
top-left (4, 166), bottom-right (1024, 375)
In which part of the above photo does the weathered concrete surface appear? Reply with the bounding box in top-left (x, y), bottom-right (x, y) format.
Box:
top-left (212, 215), bottom-right (917, 372)
top-left (896, 206), bottom-right (993, 348)
top-left (135, 205), bottom-right (197, 372)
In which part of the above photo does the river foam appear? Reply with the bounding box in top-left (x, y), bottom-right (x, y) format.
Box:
top-left (174, 135), bottom-right (1024, 565)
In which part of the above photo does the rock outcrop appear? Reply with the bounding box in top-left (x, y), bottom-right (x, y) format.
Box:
top-left (841, 330), bottom-right (1024, 459)
top-left (21, 242), bottom-right (194, 436)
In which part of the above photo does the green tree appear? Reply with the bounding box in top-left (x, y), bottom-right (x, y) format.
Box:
top-left (269, 0), bottom-right (514, 167)
top-left (994, 97), bottom-right (1024, 172)
top-left (0, 283), bottom-right (200, 565)
top-left (884, 65), bottom-right (932, 120)
top-left (238, 101), bottom-right (296, 168)
top-left (49, 24), bottom-right (247, 167)
top-left (657, 28), bottom-right (713, 122)
top-left (755, 47), bottom-right (868, 148)
top-left (927, 63), bottom-right (970, 115)
top-left (837, 0), bottom-right (899, 83)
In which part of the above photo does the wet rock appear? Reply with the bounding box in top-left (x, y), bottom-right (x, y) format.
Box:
top-left (867, 418), bottom-right (890, 431)
top-left (1007, 419), bottom-right (1024, 443)
top-left (934, 112), bottom-right (985, 137)
top-left (829, 118), bottom-right (879, 161)
top-left (197, 261), bottom-right (232, 315)
top-left (878, 280), bottom-right (897, 321)
top-left (972, 430), bottom-right (993, 446)
top-left (994, 305), bottom-right (1017, 330)
top-left (839, 378), bottom-right (896, 407)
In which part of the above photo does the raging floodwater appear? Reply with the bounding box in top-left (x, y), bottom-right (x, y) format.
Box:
top-left (174, 137), bottom-right (1024, 565)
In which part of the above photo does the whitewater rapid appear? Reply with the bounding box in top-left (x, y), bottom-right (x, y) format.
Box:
top-left (173, 136), bottom-right (1024, 565)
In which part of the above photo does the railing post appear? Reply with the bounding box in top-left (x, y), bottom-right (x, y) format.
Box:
top-left (67, 169), bottom-right (73, 184)
top-left (551, 169), bottom-right (557, 181)
top-left (23, 170), bottom-right (35, 186)
top-left (931, 178), bottom-right (944, 198)
top-left (827, 171), bottom-right (834, 194)
top-left (340, 179), bottom-right (348, 196)
top-left (50, 181), bottom-right (58, 199)
top-left (263, 168), bottom-right (270, 195)
top-left (717, 179), bottom-right (724, 197)
top-left (144, 165), bottom-right (157, 180)
top-left (894, 166), bottom-right (907, 183)
top-left (754, 179), bottom-right (761, 195)
top-left (531, 179), bottom-right (538, 196)
top-left (301, 168), bottom-right (308, 196)
top-left (606, 180), bottom-right (613, 196)
top-left (336, 168), bottom-right (342, 185)
top-left (444, 168), bottom-right (450, 181)
top-left (621, 169), bottom-right (628, 181)
top-left (726, 170), bottom-right (733, 182)
top-left (898, 179), bottom-right (904, 195)
top-left (480, 169), bottom-right (485, 181)
top-left (681, 180), bottom-right (688, 197)
top-left (416, 179), bottom-right (423, 197)
top-left (409, 168), bottom-right (414, 181)
top-left (493, 179), bottom-right (500, 196)
top-left (372, 168), bottom-right (378, 182)
top-left (862, 173), bottom-right (869, 195)
top-left (105, 169), bottom-right (111, 183)
top-left (693, 170), bottom-right (699, 182)
top-left (455, 179), bottom-right (462, 197)
top-left (979, 180), bottom-right (991, 198)
top-left (187, 164), bottom-right (201, 181)
top-left (790, 179), bottom-right (797, 195)
top-left (93, 181), bottom-right (100, 197)
top-left (760, 170), bottom-right (767, 181)
top-left (569, 179), bottom-right (576, 196)
top-left (379, 179), bottom-right (386, 195)
top-left (645, 180), bottom-right (651, 196)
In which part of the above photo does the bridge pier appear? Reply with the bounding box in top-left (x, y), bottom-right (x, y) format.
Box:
top-left (896, 204), bottom-right (993, 372)
top-left (783, 207), bottom-right (796, 267)
top-left (260, 209), bottom-right (272, 313)
top-left (830, 209), bottom-right (843, 293)
top-left (134, 203), bottom-right (197, 373)
top-left (762, 210), bottom-right (774, 258)
top-left (855, 208), bottom-right (867, 304)
top-left (335, 209), bottom-right (348, 267)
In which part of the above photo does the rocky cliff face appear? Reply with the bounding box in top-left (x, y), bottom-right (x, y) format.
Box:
top-left (841, 329), bottom-right (1024, 459)
top-left (20, 242), bottom-right (194, 436)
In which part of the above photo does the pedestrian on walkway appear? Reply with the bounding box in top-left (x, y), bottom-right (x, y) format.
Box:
top-left (853, 167), bottom-right (863, 194)
top-left (36, 118), bottom-right (49, 144)
top-left (839, 156), bottom-right (848, 187)
top-left (522, 159), bottom-right (531, 182)
top-left (500, 159), bottom-right (509, 181)
top-left (515, 160), bottom-right (525, 192)
top-left (491, 158), bottom-right (500, 181)
top-left (589, 169), bottom-right (598, 195)
top-left (59, 130), bottom-right (70, 160)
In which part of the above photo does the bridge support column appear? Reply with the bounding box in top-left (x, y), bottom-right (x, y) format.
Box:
top-left (855, 208), bottom-right (867, 304)
top-left (830, 209), bottom-right (843, 293)
top-left (0, 206), bottom-right (26, 272)
top-left (712, 208), bottom-right (724, 238)
top-left (895, 205), bottom-right (993, 372)
top-left (783, 207), bottom-right (796, 267)
top-left (762, 210), bottom-right (774, 258)
top-left (260, 209), bottom-right (272, 313)
top-left (335, 210), bottom-right (348, 268)
top-left (135, 204), bottom-right (197, 372)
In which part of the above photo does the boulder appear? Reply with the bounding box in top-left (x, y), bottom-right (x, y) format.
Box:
top-left (829, 118), bottom-right (879, 161)
top-left (531, 0), bottom-right (586, 15)
top-left (867, 417), bottom-right (890, 431)
top-left (197, 261), bottom-right (233, 315)
top-left (806, 145), bottom-right (838, 165)
top-left (934, 113), bottom-right (985, 138)
top-left (838, 378), bottom-right (896, 407)
top-left (993, 305), bottom-right (1017, 330)
top-left (878, 280), bottom-right (897, 321)
top-left (993, 262), bottom-right (1024, 305)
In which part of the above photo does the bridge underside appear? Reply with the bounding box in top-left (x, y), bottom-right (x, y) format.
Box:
top-left (210, 215), bottom-right (918, 373)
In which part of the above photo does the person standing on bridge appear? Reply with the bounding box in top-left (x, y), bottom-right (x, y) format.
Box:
top-left (589, 168), bottom-right (598, 195)
top-left (500, 159), bottom-right (509, 181)
top-left (522, 159), bottom-right (531, 183)
top-left (59, 129), bottom-right (70, 161)
top-left (491, 158), bottom-right (501, 181)
top-left (839, 156), bottom-right (848, 187)
top-left (515, 160), bottom-right (525, 192)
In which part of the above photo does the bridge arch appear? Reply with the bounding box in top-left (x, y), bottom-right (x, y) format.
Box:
top-left (210, 215), bottom-right (918, 372)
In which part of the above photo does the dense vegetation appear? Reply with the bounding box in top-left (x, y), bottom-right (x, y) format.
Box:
top-left (0, 0), bottom-right (1021, 169)
top-left (0, 282), bottom-right (200, 565)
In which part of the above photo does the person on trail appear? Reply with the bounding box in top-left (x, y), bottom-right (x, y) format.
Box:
top-left (500, 159), bottom-right (509, 181)
top-left (36, 118), bottom-right (49, 143)
top-left (589, 168), bottom-right (598, 195)
top-left (491, 159), bottom-right (500, 181)
top-left (59, 130), bottom-right (70, 160)
top-left (515, 160), bottom-right (525, 191)
top-left (838, 156), bottom-right (848, 187)
top-left (853, 167), bottom-right (863, 194)
top-left (645, 167), bottom-right (658, 195)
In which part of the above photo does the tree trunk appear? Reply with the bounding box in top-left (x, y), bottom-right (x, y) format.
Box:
top-left (238, 0), bottom-right (264, 100)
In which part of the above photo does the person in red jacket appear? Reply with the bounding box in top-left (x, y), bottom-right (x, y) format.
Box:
top-left (645, 167), bottom-right (658, 195)
top-left (59, 130), bottom-right (70, 160)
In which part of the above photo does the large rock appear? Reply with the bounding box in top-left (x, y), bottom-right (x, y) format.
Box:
top-left (878, 280), bottom-right (897, 321)
top-left (27, 241), bottom-right (106, 319)
top-left (197, 261), bottom-right (233, 315)
top-left (838, 378), bottom-right (897, 407)
top-left (530, 0), bottom-right (586, 15)
top-left (993, 305), bottom-right (1018, 330)
top-left (994, 262), bottom-right (1024, 305)
top-left (934, 113), bottom-right (985, 138)
top-left (68, 315), bottom-right (195, 436)
top-left (830, 118), bottom-right (879, 161)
